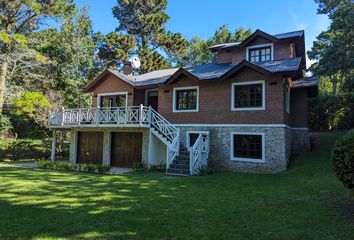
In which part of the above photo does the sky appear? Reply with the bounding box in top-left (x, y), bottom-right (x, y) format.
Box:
top-left (74, 0), bottom-right (331, 66)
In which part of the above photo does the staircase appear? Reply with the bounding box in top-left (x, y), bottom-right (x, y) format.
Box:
top-left (166, 144), bottom-right (190, 176)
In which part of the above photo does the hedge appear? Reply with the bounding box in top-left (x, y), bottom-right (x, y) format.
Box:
top-left (331, 130), bottom-right (354, 194)
top-left (37, 160), bottom-right (111, 174)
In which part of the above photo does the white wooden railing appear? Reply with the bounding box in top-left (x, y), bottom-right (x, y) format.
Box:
top-left (48, 105), bottom-right (180, 169)
top-left (189, 133), bottom-right (210, 175)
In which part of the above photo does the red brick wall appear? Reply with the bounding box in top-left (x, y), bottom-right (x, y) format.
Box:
top-left (216, 37), bottom-right (295, 64)
top-left (91, 75), bottom-right (134, 107)
top-left (158, 69), bottom-right (286, 124)
top-left (290, 88), bottom-right (308, 128)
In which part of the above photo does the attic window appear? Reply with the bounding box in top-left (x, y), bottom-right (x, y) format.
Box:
top-left (246, 44), bottom-right (273, 63)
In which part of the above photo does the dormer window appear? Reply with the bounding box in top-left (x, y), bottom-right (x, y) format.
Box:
top-left (246, 44), bottom-right (273, 63)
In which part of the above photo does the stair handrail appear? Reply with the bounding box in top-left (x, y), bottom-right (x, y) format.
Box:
top-left (189, 134), bottom-right (204, 175)
top-left (148, 107), bottom-right (179, 142)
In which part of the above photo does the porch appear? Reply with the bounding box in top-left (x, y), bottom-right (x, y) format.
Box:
top-left (48, 105), bottom-right (210, 175)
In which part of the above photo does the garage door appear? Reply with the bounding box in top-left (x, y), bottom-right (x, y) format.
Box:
top-left (111, 132), bottom-right (142, 167)
top-left (77, 131), bottom-right (103, 165)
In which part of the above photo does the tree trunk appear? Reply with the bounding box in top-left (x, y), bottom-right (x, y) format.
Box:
top-left (0, 58), bottom-right (8, 113)
top-left (330, 75), bottom-right (337, 96)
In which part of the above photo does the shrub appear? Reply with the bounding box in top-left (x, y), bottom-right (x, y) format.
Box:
top-left (0, 140), bottom-right (12, 159)
top-left (331, 130), bottom-right (354, 196)
top-left (0, 114), bottom-right (12, 137)
top-left (132, 162), bottom-right (145, 170)
top-left (9, 139), bottom-right (50, 160)
top-left (37, 160), bottom-right (111, 174)
top-left (196, 164), bottom-right (218, 176)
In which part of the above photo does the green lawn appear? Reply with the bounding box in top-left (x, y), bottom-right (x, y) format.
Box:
top-left (0, 132), bottom-right (353, 240)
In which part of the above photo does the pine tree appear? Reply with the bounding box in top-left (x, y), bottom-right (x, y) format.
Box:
top-left (98, 0), bottom-right (189, 73)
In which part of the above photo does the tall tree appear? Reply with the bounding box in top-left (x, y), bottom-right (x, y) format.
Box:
top-left (0, 0), bottom-right (76, 113)
top-left (98, 0), bottom-right (189, 73)
top-left (185, 25), bottom-right (252, 66)
top-left (308, 0), bottom-right (354, 95)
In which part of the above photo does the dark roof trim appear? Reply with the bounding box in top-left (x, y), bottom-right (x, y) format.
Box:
top-left (220, 60), bottom-right (272, 80)
top-left (165, 68), bottom-right (199, 85)
top-left (83, 69), bottom-right (134, 93)
top-left (238, 29), bottom-right (278, 48)
top-left (291, 76), bottom-right (319, 88)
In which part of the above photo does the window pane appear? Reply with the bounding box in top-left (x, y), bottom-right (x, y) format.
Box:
top-left (234, 84), bottom-right (263, 108)
top-left (176, 89), bottom-right (197, 110)
top-left (233, 134), bottom-right (262, 159)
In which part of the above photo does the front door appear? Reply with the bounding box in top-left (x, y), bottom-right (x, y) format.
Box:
top-left (111, 132), bottom-right (142, 167)
top-left (147, 90), bottom-right (158, 111)
top-left (77, 131), bottom-right (103, 164)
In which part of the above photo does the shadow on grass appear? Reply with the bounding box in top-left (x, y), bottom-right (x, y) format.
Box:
top-left (0, 131), bottom-right (353, 240)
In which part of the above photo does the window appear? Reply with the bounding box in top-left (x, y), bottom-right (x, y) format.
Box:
top-left (231, 81), bottom-right (265, 111)
top-left (97, 92), bottom-right (127, 108)
top-left (246, 44), bottom-right (273, 63)
top-left (186, 131), bottom-right (209, 148)
top-left (173, 86), bottom-right (199, 112)
top-left (230, 133), bottom-right (265, 163)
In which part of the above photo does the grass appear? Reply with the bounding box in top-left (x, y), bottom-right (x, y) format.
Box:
top-left (0, 131), bottom-right (353, 240)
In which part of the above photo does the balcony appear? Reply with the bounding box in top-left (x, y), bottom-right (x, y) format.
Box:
top-left (48, 105), bottom-right (151, 128)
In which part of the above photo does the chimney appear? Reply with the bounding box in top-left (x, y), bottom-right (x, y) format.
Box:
top-left (123, 61), bottom-right (133, 75)
top-left (289, 43), bottom-right (296, 58)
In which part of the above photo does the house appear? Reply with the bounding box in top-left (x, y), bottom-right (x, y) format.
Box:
top-left (48, 29), bottom-right (318, 175)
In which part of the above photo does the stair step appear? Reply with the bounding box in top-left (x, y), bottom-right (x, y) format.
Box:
top-left (173, 159), bottom-right (189, 165)
top-left (179, 150), bottom-right (190, 155)
top-left (165, 172), bottom-right (189, 177)
top-left (176, 155), bottom-right (190, 160)
top-left (169, 164), bottom-right (189, 170)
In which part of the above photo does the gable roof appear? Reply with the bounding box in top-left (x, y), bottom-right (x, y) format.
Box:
top-left (84, 57), bottom-right (303, 92)
top-left (209, 30), bottom-right (304, 51)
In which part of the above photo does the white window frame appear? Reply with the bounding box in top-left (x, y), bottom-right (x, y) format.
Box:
top-left (173, 86), bottom-right (199, 113)
top-left (230, 132), bottom-right (266, 163)
top-left (246, 43), bottom-right (274, 63)
top-left (186, 130), bottom-right (209, 148)
top-left (231, 80), bottom-right (266, 111)
top-left (97, 91), bottom-right (128, 108)
top-left (145, 88), bottom-right (158, 106)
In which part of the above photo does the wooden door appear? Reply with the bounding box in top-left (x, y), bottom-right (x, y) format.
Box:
top-left (77, 131), bottom-right (103, 165)
top-left (147, 91), bottom-right (158, 111)
top-left (111, 132), bottom-right (142, 167)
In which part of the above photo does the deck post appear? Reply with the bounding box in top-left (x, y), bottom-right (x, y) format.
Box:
top-left (96, 106), bottom-right (100, 126)
top-left (51, 130), bottom-right (56, 162)
top-left (139, 104), bottom-right (143, 126)
top-left (61, 107), bottom-right (65, 126)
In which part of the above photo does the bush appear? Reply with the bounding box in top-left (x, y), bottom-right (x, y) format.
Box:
top-left (196, 164), bottom-right (218, 176)
top-left (132, 162), bottom-right (145, 170)
top-left (331, 130), bottom-right (354, 196)
top-left (37, 160), bottom-right (111, 174)
top-left (0, 114), bottom-right (12, 137)
top-left (9, 139), bottom-right (50, 160)
top-left (0, 140), bottom-right (13, 159)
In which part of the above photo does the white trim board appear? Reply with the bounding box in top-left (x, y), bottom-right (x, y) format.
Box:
top-left (230, 132), bottom-right (266, 163)
top-left (97, 91), bottom-right (128, 108)
top-left (231, 80), bottom-right (266, 111)
top-left (173, 124), bottom-right (309, 131)
top-left (172, 86), bottom-right (199, 113)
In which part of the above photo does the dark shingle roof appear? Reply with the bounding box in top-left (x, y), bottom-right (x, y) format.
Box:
top-left (209, 30), bottom-right (304, 50)
top-left (185, 63), bottom-right (235, 80)
top-left (291, 75), bottom-right (319, 88)
top-left (255, 57), bottom-right (302, 73)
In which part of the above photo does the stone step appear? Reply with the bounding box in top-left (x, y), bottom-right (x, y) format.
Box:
top-left (176, 155), bottom-right (190, 160)
top-left (173, 159), bottom-right (189, 165)
top-left (169, 163), bottom-right (189, 170)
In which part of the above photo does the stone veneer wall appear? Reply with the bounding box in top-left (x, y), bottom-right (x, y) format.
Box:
top-left (69, 128), bottom-right (150, 166)
top-left (177, 126), bottom-right (291, 173)
top-left (291, 129), bottom-right (310, 152)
